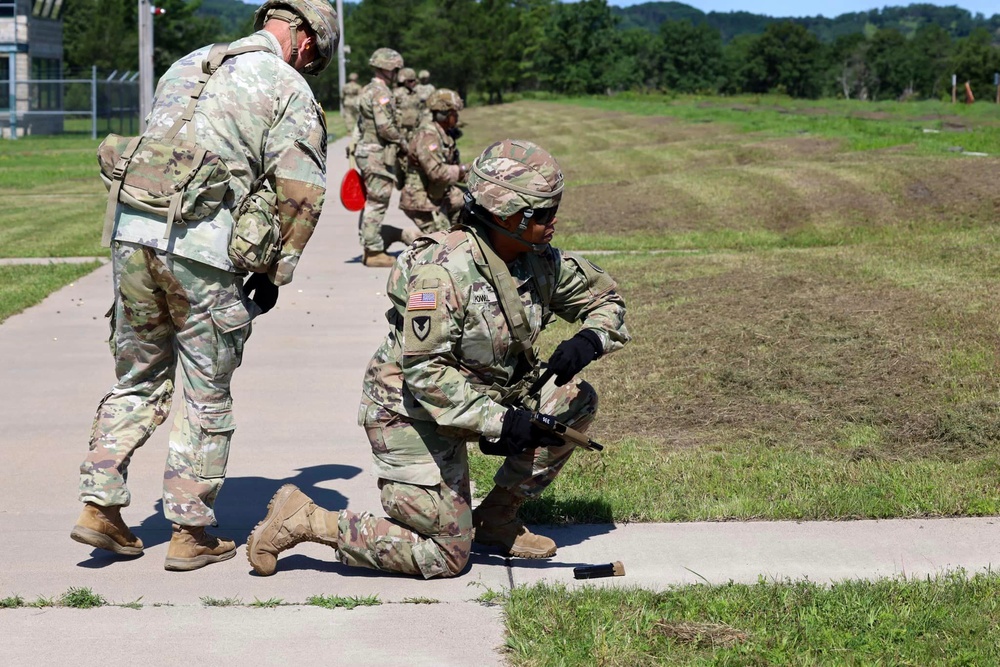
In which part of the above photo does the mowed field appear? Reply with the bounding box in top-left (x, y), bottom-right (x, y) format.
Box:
top-left (460, 98), bottom-right (1000, 523)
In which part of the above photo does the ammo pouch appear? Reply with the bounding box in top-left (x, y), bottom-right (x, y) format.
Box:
top-left (228, 177), bottom-right (280, 273)
top-left (98, 42), bottom-right (268, 248)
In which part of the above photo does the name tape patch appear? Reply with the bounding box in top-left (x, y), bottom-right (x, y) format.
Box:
top-left (407, 290), bottom-right (437, 311)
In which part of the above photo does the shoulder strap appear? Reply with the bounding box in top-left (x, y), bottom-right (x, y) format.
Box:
top-left (463, 226), bottom-right (538, 368)
top-left (164, 42), bottom-right (271, 141)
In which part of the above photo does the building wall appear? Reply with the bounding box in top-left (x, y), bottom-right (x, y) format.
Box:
top-left (1, 0), bottom-right (63, 136)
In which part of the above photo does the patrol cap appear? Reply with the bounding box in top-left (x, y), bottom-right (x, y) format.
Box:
top-left (370, 47), bottom-right (403, 70)
top-left (467, 139), bottom-right (564, 219)
top-left (254, 0), bottom-right (339, 75)
top-left (426, 88), bottom-right (463, 112)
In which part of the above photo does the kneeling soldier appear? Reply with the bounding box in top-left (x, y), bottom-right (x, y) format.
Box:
top-left (399, 88), bottom-right (469, 234)
top-left (247, 139), bottom-right (630, 578)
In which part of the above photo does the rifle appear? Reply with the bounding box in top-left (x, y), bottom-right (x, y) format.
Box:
top-left (523, 368), bottom-right (604, 452)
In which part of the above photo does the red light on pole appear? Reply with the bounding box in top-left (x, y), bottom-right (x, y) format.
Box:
top-left (151, 6), bottom-right (166, 15)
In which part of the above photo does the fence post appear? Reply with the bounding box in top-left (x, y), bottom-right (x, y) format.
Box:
top-left (91, 65), bottom-right (97, 140)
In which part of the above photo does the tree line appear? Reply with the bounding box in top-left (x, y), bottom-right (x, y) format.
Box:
top-left (61, 0), bottom-right (1000, 109)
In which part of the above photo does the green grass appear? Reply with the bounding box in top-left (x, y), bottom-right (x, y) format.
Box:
top-left (0, 135), bottom-right (107, 258)
top-left (457, 100), bottom-right (1000, 522)
top-left (306, 594), bottom-right (381, 610)
top-left (501, 571), bottom-right (1000, 666)
top-left (200, 596), bottom-right (242, 607)
top-left (0, 262), bottom-right (103, 323)
top-left (0, 595), bottom-right (24, 609)
top-left (249, 597), bottom-right (285, 608)
top-left (561, 93), bottom-right (1000, 154)
top-left (59, 587), bottom-right (106, 609)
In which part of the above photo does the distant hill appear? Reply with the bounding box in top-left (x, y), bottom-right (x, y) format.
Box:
top-left (612, 2), bottom-right (1000, 42)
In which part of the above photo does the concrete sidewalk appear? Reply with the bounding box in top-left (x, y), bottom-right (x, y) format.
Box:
top-left (2, 136), bottom-right (998, 666)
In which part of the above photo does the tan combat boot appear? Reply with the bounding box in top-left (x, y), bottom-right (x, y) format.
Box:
top-left (70, 503), bottom-right (144, 556)
top-left (363, 249), bottom-right (395, 268)
top-left (246, 484), bottom-right (340, 576)
top-left (164, 525), bottom-right (236, 571)
top-left (472, 486), bottom-right (556, 559)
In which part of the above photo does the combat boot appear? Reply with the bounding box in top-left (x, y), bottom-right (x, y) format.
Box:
top-left (246, 484), bottom-right (340, 576)
top-left (363, 249), bottom-right (395, 268)
top-left (163, 525), bottom-right (236, 571)
top-left (472, 486), bottom-right (556, 559)
top-left (400, 227), bottom-right (420, 245)
top-left (70, 503), bottom-right (144, 556)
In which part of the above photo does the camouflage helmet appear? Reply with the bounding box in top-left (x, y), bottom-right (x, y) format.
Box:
top-left (467, 139), bottom-right (564, 219)
top-left (426, 88), bottom-right (463, 113)
top-left (418, 69), bottom-right (430, 82)
top-left (369, 47), bottom-right (403, 70)
top-left (348, 72), bottom-right (358, 81)
top-left (254, 0), bottom-right (339, 75)
top-left (397, 67), bottom-right (417, 84)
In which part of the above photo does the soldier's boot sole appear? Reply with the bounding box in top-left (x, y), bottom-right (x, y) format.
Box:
top-left (70, 525), bottom-right (144, 557)
top-left (246, 484), bottom-right (304, 576)
top-left (164, 546), bottom-right (237, 572)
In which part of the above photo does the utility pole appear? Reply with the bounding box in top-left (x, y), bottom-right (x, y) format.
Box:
top-left (138, 0), bottom-right (164, 132)
top-left (336, 0), bottom-right (345, 114)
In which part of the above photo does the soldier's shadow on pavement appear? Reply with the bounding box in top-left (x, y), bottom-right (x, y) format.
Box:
top-left (75, 464), bottom-right (362, 568)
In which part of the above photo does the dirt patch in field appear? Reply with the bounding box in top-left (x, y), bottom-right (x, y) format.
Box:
top-left (587, 256), bottom-right (1000, 460)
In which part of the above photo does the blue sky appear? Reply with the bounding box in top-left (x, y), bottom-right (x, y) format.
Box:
top-left (609, 0), bottom-right (997, 19)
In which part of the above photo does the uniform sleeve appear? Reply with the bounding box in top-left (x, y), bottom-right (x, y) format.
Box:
top-left (399, 263), bottom-right (508, 437)
top-left (373, 88), bottom-right (406, 146)
top-left (412, 129), bottom-right (461, 186)
top-left (264, 89), bottom-right (327, 286)
top-left (547, 250), bottom-right (630, 356)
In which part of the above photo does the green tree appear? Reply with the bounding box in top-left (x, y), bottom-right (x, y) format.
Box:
top-left (535, 0), bottom-right (618, 94)
top-left (658, 20), bottom-right (722, 93)
top-left (866, 29), bottom-right (913, 100)
top-left (949, 27), bottom-right (1000, 101)
top-left (603, 28), bottom-right (660, 92)
top-left (825, 33), bottom-right (870, 99)
top-left (742, 22), bottom-right (823, 98)
top-left (910, 23), bottom-right (952, 99)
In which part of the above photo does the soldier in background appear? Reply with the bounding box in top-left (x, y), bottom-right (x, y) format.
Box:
top-left (393, 67), bottom-right (425, 143)
top-left (247, 139), bottom-right (631, 579)
top-left (72, 0), bottom-right (336, 571)
top-left (341, 71), bottom-right (361, 131)
top-left (355, 47), bottom-right (417, 267)
top-left (399, 88), bottom-right (469, 234)
top-left (415, 69), bottom-right (434, 103)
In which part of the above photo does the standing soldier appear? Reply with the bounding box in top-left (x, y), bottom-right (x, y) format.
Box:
top-left (247, 139), bottom-right (631, 579)
top-left (356, 47), bottom-right (416, 267)
top-left (72, 0), bottom-right (336, 570)
top-left (399, 88), bottom-right (469, 234)
top-left (415, 69), bottom-right (435, 103)
top-left (393, 67), bottom-right (425, 142)
top-left (341, 71), bottom-right (361, 131)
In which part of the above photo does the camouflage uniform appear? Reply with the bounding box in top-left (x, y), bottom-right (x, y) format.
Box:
top-left (399, 115), bottom-right (464, 234)
top-left (415, 70), bottom-right (435, 103)
top-left (79, 29), bottom-right (328, 527)
top-left (341, 75), bottom-right (362, 131)
top-left (356, 76), bottom-right (407, 252)
top-left (393, 84), bottom-right (425, 141)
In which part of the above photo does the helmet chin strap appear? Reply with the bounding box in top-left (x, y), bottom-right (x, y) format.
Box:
top-left (462, 194), bottom-right (549, 254)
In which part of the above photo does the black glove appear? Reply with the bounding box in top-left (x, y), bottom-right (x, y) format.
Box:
top-left (479, 409), bottom-right (564, 457)
top-left (244, 272), bottom-right (279, 314)
top-left (547, 329), bottom-right (603, 386)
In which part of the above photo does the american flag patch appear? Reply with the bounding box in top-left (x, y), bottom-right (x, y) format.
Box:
top-left (379, 96), bottom-right (391, 105)
top-left (407, 291), bottom-right (437, 310)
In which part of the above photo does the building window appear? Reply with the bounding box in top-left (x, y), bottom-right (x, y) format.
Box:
top-left (31, 57), bottom-right (61, 111)
top-left (0, 58), bottom-right (9, 111)
top-left (0, 0), bottom-right (15, 18)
